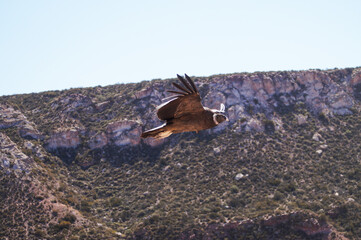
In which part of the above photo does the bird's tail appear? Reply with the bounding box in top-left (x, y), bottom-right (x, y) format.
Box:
top-left (141, 124), bottom-right (172, 139)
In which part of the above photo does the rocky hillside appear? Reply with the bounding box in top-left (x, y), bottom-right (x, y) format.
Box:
top-left (1, 67), bottom-right (361, 239)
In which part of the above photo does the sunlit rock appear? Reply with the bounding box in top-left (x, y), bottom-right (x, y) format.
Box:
top-left (47, 128), bottom-right (81, 149)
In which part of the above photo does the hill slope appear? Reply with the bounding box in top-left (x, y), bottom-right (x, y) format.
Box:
top-left (1, 68), bottom-right (361, 239)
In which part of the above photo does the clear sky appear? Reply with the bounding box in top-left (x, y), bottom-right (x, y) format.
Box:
top-left (1, 0), bottom-right (360, 96)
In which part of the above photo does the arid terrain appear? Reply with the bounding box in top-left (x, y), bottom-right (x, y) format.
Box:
top-left (1, 67), bottom-right (361, 239)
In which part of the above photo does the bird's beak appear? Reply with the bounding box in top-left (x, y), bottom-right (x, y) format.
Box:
top-left (226, 117), bottom-right (229, 122)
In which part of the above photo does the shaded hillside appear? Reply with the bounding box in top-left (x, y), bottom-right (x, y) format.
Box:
top-left (1, 67), bottom-right (361, 239)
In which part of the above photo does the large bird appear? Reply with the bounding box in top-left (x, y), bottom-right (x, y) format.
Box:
top-left (141, 74), bottom-right (229, 139)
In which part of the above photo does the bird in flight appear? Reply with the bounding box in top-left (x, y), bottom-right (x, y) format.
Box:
top-left (141, 74), bottom-right (229, 139)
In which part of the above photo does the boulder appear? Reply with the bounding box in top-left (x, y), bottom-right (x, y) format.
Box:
top-left (296, 114), bottom-right (308, 125)
top-left (213, 147), bottom-right (221, 154)
top-left (312, 133), bottom-right (322, 142)
top-left (235, 173), bottom-right (248, 180)
top-left (320, 144), bottom-right (328, 149)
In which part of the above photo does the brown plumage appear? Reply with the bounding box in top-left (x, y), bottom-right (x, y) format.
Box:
top-left (141, 74), bottom-right (228, 139)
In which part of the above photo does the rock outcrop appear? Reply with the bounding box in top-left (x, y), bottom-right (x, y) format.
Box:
top-left (0, 132), bottom-right (34, 174)
top-left (106, 119), bottom-right (142, 146)
top-left (0, 104), bottom-right (43, 140)
top-left (54, 93), bottom-right (93, 113)
top-left (88, 119), bottom-right (166, 149)
top-left (1, 67), bottom-right (360, 239)
top-left (2, 68), bottom-right (361, 156)
top-left (88, 131), bottom-right (108, 149)
top-left (136, 68), bottom-right (361, 137)
top-left (46, 128), bottom-right (81, 150)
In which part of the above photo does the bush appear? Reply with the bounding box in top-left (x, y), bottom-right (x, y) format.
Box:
top-left (273, 191), bottom-right (284, 201)
top-left (263, 119), bottom-right (275, 133)
top-left (62, 213), bottom-right (77, 223)
top-left (228, 197), bottom-right (244, 208)
top-left (54, 221), bottom-right (71, 232)
top-left (108, 197), bottom-right (122, 207)
top-left (230, 185), bottom-right (239, 194)
top-left (80, 200), bottom-right (93, 212)
top-left (279, 182), bottom-right (296, 193)
top-left (34, 228), bottom-right (46, 237)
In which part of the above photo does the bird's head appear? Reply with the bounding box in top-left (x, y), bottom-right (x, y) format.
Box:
top-left (214, 113), bottom-right (229, 124)
top-left (212, 103), bottom-right (229, 125)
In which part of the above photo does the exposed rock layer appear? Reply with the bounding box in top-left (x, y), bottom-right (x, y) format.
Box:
top-left (1, 67), bottom-right (360, 239)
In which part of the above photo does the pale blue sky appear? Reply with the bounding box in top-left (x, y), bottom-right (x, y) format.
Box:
top-left (1, 0), bottom-right (360, 96)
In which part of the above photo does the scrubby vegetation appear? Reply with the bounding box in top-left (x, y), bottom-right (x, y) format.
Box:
top-left (1, 70), bottom-right (361, 239)
top-left (75, 110), bottom-right (361, 239)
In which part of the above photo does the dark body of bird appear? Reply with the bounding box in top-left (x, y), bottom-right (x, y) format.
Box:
top-left (141, 74), bottom-right (228, 139)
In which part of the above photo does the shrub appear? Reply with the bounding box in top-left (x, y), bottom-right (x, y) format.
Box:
top-left (53, 221), bottom-right (71, 232)
top-left (108, 197), bottom-right (122, 207)
top-left (62, 213), bottom-right (77, 223)
top-left (230, 185), bottom-right (239, 194)
top-left (263, 119), bottom-right (275, 133)
top-left (273, 191), bottom-right (284, 201)
top-left (228, 197), bottom-right (244, 208)
top-left (34, 228), bottom-right (46, 237)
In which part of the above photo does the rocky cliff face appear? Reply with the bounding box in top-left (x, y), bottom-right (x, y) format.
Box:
top-left (0, 104), bottom-right (43, 140)
top-left (118, 68), bottom-right (361, 148)
top-left (0, 132), bottom-right (34, 174)
top-left (1, 67), bottom-right (360, 239)
top-left (3, 68), bottom-right (358, 160)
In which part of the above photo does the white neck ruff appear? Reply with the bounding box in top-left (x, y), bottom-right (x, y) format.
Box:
top-left (213, 114), bottom-right (219, 125)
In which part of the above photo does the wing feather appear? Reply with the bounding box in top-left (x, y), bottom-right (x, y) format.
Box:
top-left (157, 98), bottom-right (182, 120)
top-left (172, 82), bottom-right (191, 94)
top-left (156, 74), bottom-right (204, 120)
top-left (167, 90), bottom-right (187, 96)
top-left (177, 74), bottom-right (195, 93)
top-left (185, 74), bottom-right (198, 93)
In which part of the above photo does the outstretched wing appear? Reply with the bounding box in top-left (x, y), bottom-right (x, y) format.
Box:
top-left (157, 74), bottom-right (204, 120)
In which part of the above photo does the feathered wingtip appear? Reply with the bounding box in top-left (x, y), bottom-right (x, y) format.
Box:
top-left (184, 74), bottom-right (198, 93)
top-left (141, 124), bottom-right (172, 139)
top-left (167, 74), bottom-right (198, 95)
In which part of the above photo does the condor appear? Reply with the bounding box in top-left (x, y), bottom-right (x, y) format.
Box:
top-left (141, 74), bottom-right (228, 139)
